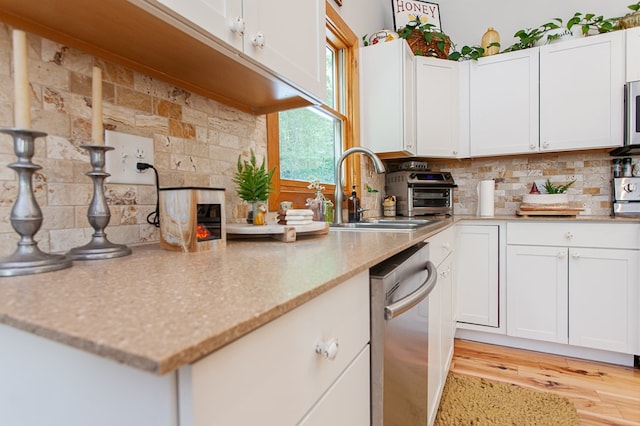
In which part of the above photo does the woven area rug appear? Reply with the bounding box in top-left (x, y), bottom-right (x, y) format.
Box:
top-left (434, 372), bottom-right (580, 425)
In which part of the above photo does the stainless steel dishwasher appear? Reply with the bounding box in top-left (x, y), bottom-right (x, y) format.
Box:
top-left (370, 242), bottom-right (437, 426)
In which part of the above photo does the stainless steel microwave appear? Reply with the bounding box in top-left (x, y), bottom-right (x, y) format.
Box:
top-left (626, 80), bottom-right (640, 146)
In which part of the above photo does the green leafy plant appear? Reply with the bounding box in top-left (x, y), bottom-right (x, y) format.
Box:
top-left (566, 12), bottom-right (620, 36)
top-left (232, 148), bottom-right (275, 202)
top-left (448, 42), bottom-right (500, 61)
top-left (543, 178), bottom-right (576, 194)
top-left (397, 16), bottom-right (451, 57)
top-left (504, 19), bottom-right (564, 52)
top-left (629, 1), bottom-right (640, 12)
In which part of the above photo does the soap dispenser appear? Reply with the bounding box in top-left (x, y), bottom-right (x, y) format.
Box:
top-left (348, 185), bottom-right (360, 222)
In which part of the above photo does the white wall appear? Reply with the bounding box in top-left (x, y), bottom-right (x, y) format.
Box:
top-left (335, 0), bottom-right (633, 49)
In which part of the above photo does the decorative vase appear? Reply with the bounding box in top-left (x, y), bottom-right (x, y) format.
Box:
top-left (481, 27), bottom-right (500, 56)
top-left (252, 201), bottom-right (267, 226)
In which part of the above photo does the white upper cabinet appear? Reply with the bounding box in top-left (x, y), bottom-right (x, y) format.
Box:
top-left (539, 31), bottom-right (625, 152)
top-left (470, 49), bottom-right (539, 156)
top-left (626, 27), bottom-right (640, 82)
top-left (416, 58), bottom-right (470, 158)
top-left (146, 0), bottom-right (326, 101)
top-left (361, 40), bottom-right (416, 156)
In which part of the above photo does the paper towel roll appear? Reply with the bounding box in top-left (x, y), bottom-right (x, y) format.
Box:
top-left (477, 180), bottom-right (495, 217)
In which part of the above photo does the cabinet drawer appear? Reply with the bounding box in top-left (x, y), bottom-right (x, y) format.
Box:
top-left (507, 222), bottom-right (640, 249)
top-left (180, 270), bottom-right (370, 426)
top-left (427, 225), bottom-right (455, 267)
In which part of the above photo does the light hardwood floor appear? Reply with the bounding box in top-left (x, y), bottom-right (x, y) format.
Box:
top-left (450, 339), bottom-right (640, 425)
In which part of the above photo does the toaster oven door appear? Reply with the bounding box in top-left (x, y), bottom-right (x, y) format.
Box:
top-left (412, 187), bottom-right (452, 208)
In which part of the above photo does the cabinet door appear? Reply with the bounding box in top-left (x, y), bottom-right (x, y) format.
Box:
top-left (427, 271), bottom-right (443, 426)
top-left (455, 225), bottom-right (499, 327)
top-left (506, 245), bottom-right (569, 344)
top-left (298, 346), bottom-right (370, 426)
top-left (152, 0), bottom-right (243, 48)
top-left (427, 250), bottom-right (454, 426)
top-left (361, 40), bottom-right (415, 156)
top-left (539, 32), bottom-right (624, 151)
top-left (569, 247), bottom-right (639, 354)
top-left (627, 27), bottom-right (640, 82)
top-left (416, 58), bottom-right (469, 158)
top-left (469, 49), bottom-right (539, 156)
top-left (244, 0), bottom-right (325, 101)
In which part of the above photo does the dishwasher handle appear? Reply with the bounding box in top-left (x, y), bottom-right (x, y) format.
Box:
top-left (384, 260), bottom-right (437, 320)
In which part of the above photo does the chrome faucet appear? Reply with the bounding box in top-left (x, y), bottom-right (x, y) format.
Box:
top-left (333, 147), bottom-right (386, 225)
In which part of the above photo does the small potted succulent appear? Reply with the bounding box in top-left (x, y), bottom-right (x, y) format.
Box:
top-left (232, 148), bottom-right (275, 224)
top-left (522, 178), bottom-right (576, 207)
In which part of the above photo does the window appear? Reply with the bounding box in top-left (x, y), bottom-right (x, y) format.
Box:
top-left (267, 6), bottom-right (360, 211)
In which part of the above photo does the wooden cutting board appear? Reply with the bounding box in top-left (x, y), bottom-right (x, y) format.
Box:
top-left (517, 208), bottom-right (584, 217)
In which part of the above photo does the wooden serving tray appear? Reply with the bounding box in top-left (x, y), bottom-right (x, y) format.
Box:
top-left (517, 208), bottom-right (584, 217)
top-left (226, 222), bottom-right (329, 242)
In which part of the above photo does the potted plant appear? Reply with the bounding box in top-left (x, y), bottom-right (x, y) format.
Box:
top-left (522, 178), bottom-right (576, 207)
top-left (397, 15), bottom-right (452, 59)
top-left (232, 148), bottom-right (275, 224)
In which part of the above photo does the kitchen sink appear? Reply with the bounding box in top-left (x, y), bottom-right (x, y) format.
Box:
top-left (330, 218), bottom-right (441, 232)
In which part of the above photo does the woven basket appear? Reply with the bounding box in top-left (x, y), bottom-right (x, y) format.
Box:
top-left (405, 29), bottom-right (451, 59)
top-left (620, 11), bottom-right (640, 29)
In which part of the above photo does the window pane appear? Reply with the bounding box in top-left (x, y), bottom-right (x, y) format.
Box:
top-left (326, 46), bottom-right (335, 109)
top-left (279, 107), bottom-right (339, 184)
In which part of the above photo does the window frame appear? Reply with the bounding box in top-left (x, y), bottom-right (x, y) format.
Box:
top-left (267, 4), bottom-right (361, 211)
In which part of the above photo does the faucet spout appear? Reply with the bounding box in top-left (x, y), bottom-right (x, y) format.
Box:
top-left (333, 147), bottom-right (386, 225)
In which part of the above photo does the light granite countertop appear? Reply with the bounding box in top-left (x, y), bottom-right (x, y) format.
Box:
top-left (0, 219), bottom-right (452, 375)
top-left (1, 214), bottom-right (637, 375)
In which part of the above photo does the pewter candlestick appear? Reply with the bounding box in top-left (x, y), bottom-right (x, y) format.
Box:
top-left (68, 145), bottom-right (131, 260)
top-left (0, 129), bottom-right (72, 276)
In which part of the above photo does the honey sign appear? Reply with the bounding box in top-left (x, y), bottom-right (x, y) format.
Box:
top-left (392, 0), bottom-right (441, 31)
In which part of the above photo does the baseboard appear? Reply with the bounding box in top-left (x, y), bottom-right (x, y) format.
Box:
top-left (455, 329), bottom-right (636, 367)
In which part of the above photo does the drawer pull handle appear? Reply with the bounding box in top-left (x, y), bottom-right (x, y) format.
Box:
top-left (316, 338), bottom-right (339, 361)
top-left (230, 16), bottom-right (245, 36)
top-left (252, 32), bottom-right (265, 48)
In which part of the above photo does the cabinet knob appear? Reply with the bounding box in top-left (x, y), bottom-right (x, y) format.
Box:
top-left (530, 144), bottom-right (536, 150)
top-left (572, 252), bottom-right (580, 259)
top-left (542, 141), bottom-right (550, 149)
top-left (452, 150), bottom-right (458, 155)
top-left (230, 16), bottom-right (245, 36)
top-left (252, 32), bottom-right (265, 48)
top-left (565, 231), bottom-right (573, 239)
top-left (557, 251), bottom-right (566, 259)
top-left (442, 242), bottom-right (450, 251)
top-left (316, 338), bottom-right (339, 361)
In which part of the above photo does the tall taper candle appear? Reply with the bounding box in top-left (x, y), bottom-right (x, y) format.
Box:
top-left (13, 30), bottom-right (30, 129)
top-left (91, 66), bottom-right (104, 145)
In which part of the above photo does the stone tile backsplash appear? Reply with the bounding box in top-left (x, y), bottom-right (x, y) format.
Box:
top-left (425, 151), bottom-right (614, 217)
top-left (0, 25), bottom-right (266, 255)
top-left (0, 25), bottom-right (617, 256)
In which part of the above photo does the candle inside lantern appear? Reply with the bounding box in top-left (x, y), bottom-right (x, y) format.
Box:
top-left (12, 29), bottom-right (30, 129)
top-left (91, 66), bottom-right (104, 145)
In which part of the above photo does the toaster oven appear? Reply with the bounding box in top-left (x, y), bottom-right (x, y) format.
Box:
top-left (385, 171), bottom-right (457, 216)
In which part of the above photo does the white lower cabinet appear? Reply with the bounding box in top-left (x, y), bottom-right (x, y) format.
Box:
top-left (426, 226), bottom-right (455, 426)
top-left (178, 269), bottom-right (371, 426)
top-left (506, 223), bottom-right (640, 355)
top-left (455, 223), bottom-right (503, 331)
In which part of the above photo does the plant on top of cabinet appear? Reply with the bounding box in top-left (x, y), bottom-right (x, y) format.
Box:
top-left (397, 15), bottom-right (452, 59)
